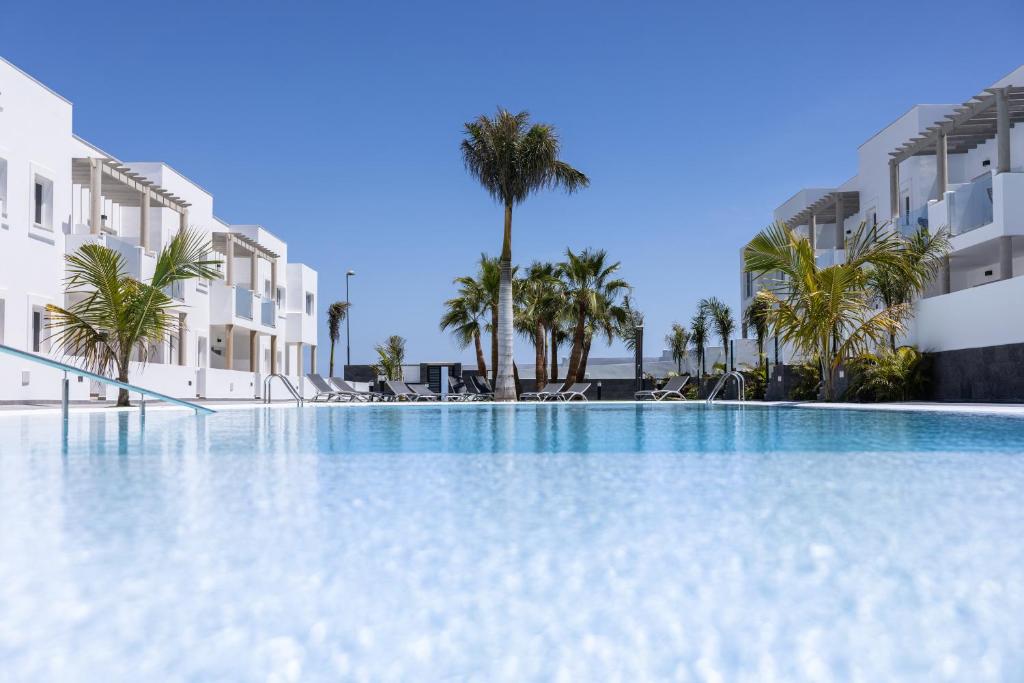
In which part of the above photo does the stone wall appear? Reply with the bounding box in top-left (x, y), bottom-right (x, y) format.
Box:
top-left (926, 343), bottom-right (1024, 403)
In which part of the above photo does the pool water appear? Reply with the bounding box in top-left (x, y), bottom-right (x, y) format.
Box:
top-left (1, 403), bottom-right (1023, 681)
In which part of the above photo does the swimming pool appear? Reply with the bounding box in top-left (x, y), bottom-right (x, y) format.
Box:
top-left (1, 402), bottom-right (1023, 681)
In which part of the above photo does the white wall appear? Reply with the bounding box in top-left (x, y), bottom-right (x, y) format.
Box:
top-left (911, 276), bottom-right (1024, 352)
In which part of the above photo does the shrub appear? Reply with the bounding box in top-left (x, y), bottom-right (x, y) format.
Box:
top-left (789, 362), bottom-right (821, 401)
top-left (845, 346), bottom-right (928, 402)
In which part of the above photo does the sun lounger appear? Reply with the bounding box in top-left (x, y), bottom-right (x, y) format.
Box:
top-left (468, 375), bottom-right (494, 400)
top-left (408, 383), bottom-right (441, 401)
top-left (306, 373), bottom-right (345, 401)
top-left (635, 374), bottom-right (691, 401)
top-left (329, 377), bottom-right (380, 402)
top-left (552, 382), bottom-right (591, 401)
top-left (385, 380), bottom-right (437, 402)
top-left (520, 382), bottom-right (564, 401)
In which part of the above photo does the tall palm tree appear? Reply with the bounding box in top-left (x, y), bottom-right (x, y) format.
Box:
top-left (745, 221), bottom-right (913, 400)
top-left (701, 297), bottom-right (735, 370)
top-left (371, 335), bottom-right (406, 380)
top-left (515, 262), bottom-right (563, 386)
top-left (743, 297), bottom-right (771, 382)
top-left (665, 323), bottom-right (689, 374)
top-left (46, 229), bottom-right (221, 407)
top-left (549, 318), bottom-right (571, 382)
top-left (461, 109), bottom-right (589, 400)
top-left (867, 225), bottom-right (951, 349)
top-left (559, 248), bottom-right (629, 385)
top-left (326, 301), bottom-right (351, 377)
top-left (690, 310), bottom-right (709, 380)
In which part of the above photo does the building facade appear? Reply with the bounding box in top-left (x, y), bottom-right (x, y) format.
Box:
top-left (0, 57), bottom-right (319, 401)
top-left (740, 65), bottom-right (1024, 400)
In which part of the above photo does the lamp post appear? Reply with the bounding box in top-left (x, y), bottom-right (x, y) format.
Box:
top-left (345, 270), bottom-right (355, 367)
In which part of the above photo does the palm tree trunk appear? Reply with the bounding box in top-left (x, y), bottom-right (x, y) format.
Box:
top-left (534, 323), bottom-right (547, 386)
top-left (328, 339), bottom-right (336, 377)
top-left (577, 332), bottom-right (593, 381)
top-left (494, 202), bottom-right (516, 401)
top-left (550, 329), bottom-right (559, 382)
top-left (116, 360), bottom-right (131, 407)
top-left (473, 330), bottom-right (487, 378)
top-left (513, 360), bottom-right (522, 398)
top-left (564, 306), bottom-right (586, 384)
top-left (490, 304), bottom-right (498, 381)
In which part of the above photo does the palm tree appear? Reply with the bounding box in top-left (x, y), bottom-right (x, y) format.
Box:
top-left (690, 310), bottom-right (709, 380)
top-left (515, 262), bottom-right (563, 386)
top-left (743, 297), bottom-right (771, 382)
top-left (559, 248), bottom-right (630, 385)
top-left (461, 109), bottom-right (589, 400)
top-left (326, 301), bottom-right (351, 377)
top-left (577, 293), bottom-right (628, 381)
top-left (867, 225), bottom-right (951, 349)
top-left (46, 229), bottom-right (221, 407)
top-left (371, 335), bottom-right (406, 380)
top-left (453, 255), bottom-right (501, 380)
top-left (701, 297), bottom-right (735, 371)
top-left (744, 221), bottom-right (913, 400)
top-left (441, 271), bottom-right (490, 378)
top-left (665, 323), bottom-right (689, 374)
top-left (549, 319), bottom-right (570, 382)
top-left (616, 295), bottom-right (645, 353)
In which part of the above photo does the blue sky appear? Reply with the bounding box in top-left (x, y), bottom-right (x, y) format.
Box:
top-left (4, 1), bottom-right (1023, 367)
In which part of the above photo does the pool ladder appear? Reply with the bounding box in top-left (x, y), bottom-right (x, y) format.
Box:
top-left (263, 373), bottom-right (304, 406)
top-left (706, 371), bottom-right (746, 404)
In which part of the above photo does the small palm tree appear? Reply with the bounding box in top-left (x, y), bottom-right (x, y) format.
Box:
top-left (326, 301), bottom-right (351, 377)
top-left (665, 323), bottom-right (689, 374)
top-left (745, 221), bottom-right (912, 400)
top-left (461, 109), bottom-right (589, 400)
top-left (441, 271), bottom-right (490, 378)
top-left (371, 335), bottom-right (406, 380)
top-left (689, 310), bottom-right (709, 379)
top-left (616, 295), bottom-right (645, 353)
top-left (46, 229), bottom-right (221, 406)
top-left (701, 297), bottom-right (735, 371)
top-left (743, 297), bottom-right (771, 382)
top-left (559, 248), bottom-right (630, 385)
top-left (514, 262), bottom-right (563, 386)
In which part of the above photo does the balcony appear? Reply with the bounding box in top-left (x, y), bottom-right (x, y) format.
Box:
top-left (949, 173), bottom-right (994, 236)
top-left (235, 286), bottom-right (254, 320)
top-left (815, 249), bottom-right (845, 268)
top-left (260, 298), bottom-right (276, 327)
top-left (163, 280), bottom-right (185, 301)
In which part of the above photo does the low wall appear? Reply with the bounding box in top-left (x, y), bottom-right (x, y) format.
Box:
top-left (926, 343), bottom-right (1024, 403)
top-left (912, 276), bottom-right (1024, 352)
top-left (0, 354), bottom-right (91, 402)
top-left (201, 368), bottom-right (258, 400)
top-left (100, 362), bottom-right (199, 401)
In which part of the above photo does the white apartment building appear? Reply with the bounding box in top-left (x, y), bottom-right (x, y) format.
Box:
top-left (740, 65), bottom-right (1024, 400)
top-left (0, 57), bottom-right (320, 402)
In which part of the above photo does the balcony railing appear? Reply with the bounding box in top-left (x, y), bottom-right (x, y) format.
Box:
top-left (950, 173), bottom-right (994, 236)
top-left (260, 298), bottom-right (276, 327)
top-left (163, 280), bottom-right (185, 301)
top-left (235, 286), bottom-right (253, 320)
top-left (815, 249), bottom-right (845, 268)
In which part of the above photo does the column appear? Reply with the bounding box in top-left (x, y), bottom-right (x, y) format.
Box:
top-left (225, 324), bottom-right (234, 370)
top-left (889, 160), bottom-right (900, 224)
top-left (297, 342), bottom-right (304, 377)
top-left (89, 158), bottom-right (103, 234)
top-left (270, 336), bottom-right (278, 374)
top-left (226, 237), bottom-right (235, 286)
top-left (834, 195), bottom-right (845, 248)
top-left (270, 259), bottom-right (278, 301)
top-left (178, 313), bottom-right (187, 366)
top-left (248, 330), bottom-right (258, 372)
top-left (997, 89), bottom-right (1011, 174)
top-left (310, 345), bottom-right (317, 374)
top-left (935, 131), bottom-right (948, 197)
top-left (1000, 236), bottom-right (1013, 280)
top-left (250, 250), bottom-right (258, 293)
top-left (807, 213), bottom-right (817, 250)
top-left (179, 208), bottom-right (189, 234)
top-left (140, 191), bottom-right (151, 251)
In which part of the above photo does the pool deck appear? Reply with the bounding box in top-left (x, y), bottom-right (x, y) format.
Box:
top-left (2, 398), bottom-right (1024, 418)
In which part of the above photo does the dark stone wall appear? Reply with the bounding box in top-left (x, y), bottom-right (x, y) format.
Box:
top-left (343, 365), bottom-right (377, 383)
top-left (926, 343), bottom-right (1024, 403)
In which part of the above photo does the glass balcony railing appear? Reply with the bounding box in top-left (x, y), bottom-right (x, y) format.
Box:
top-left (950, 173), bottom-right (994, 236)
top-left (163, 280), bottom-right (185, 301)
top-left (235, 287), bottom-right (253, 320)
top-left (260, 298), bottom-right (276, 327)
top-left (815, 249), bottom-right (845, 268)
top-left (898, 205), bottom-right (930, 237)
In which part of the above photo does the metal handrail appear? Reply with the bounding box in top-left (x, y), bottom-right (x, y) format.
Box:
top-left (706, 370), bottom-right (746, 404)
top-left (0, 342), bottom-right (214, 417)
top-left (264, 373), bottom-right (303, 406)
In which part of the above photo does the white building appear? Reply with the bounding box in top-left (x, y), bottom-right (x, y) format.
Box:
top-left (740, 65), bottom-right (1024, 399)
top-left (0, 57), bottom-right (319, 402)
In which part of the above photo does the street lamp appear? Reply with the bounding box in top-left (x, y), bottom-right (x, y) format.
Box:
top-left (345, 270), bottom-right (355, 367)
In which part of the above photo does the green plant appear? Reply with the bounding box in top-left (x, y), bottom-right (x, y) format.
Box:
top-left (441, 265), bottom-right (490, 378)
top-left (559, 248), bottom-right (629, 385)
top-left (744, 221), bottom-right (913, 400)
top-left (461, 109), bottom-right (589, 400)
top-left (327, 301), bottom-right (351, 377)
top-left (46, 229), bottom-right (220, 407)
top-left (514, 261), bottom-right (563, 386)
top-left (665, 322), bottom-right (689, 374)
top-left (371, 335), bottom-right (406, 380)
top-left (616, 295), bottom-right (645, 353)
top-left (701, 297), bottom-right (735, 369)
top-left (690, 309), bottom-right (709, 379)
top-left (789, 362), bottom-right (821, 401)
top-left (744, 297), bottom-right (771, 383)
top-left (845, 346), bottom-right (929, 402)
top-left (738, 364), bottom-right (767, 400)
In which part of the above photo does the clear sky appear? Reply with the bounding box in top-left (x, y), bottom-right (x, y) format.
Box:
top-left (4, 0), bottom-right (1023, 367)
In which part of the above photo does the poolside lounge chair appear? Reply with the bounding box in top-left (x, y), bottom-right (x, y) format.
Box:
top-left (408, 383), bottom-right (441, 402)
top-left (552, 382), bottom-right (591, 401)
top-left (447, 375), bottom-right (476, 402)
top-left (468, 375), bottom-right (494, 400)
top-left (306, 374), bottom-right (345, 402)
top-left (329, 377), bottom-right (380, 402)
top-left (520, 382), bottom-right (564, 401)
top-left (385, 380), bottom-right (435, 402)
top-left (635, 374), bottom-right (691, 401)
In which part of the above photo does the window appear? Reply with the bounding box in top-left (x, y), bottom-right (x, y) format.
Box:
top-left (32, 311), bottom-right (42, 352)
top-left (32, 174), bottom-right (53, 229)
top-left (305, 292), bottom-right (314, 315)
top-left (264, 279), bottom-right (272, 298)
top-left (744, 270), bottom-right (753, 298)
top-left (904, 196), bottom-right (910, 226)
top-left (0, 157), bottom-right (8, 219)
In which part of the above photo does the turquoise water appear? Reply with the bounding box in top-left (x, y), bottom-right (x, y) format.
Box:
top-left (1, 403), bottom-right (1023, 681)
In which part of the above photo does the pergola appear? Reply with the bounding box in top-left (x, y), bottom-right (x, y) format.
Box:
top-left (72, 157), bottom-right (191, 251)
top-left (784, 190), bottom-right (861, 249)
top-left (888, 85), bottom-right (1024, 218)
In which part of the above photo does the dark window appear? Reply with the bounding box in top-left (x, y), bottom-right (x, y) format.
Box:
top-left (32, 311), bottom-right (41, 352)
top-left (34, 182), bottom-right (43, 224)
top-left (904, 196), bottom-right (910, 225)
